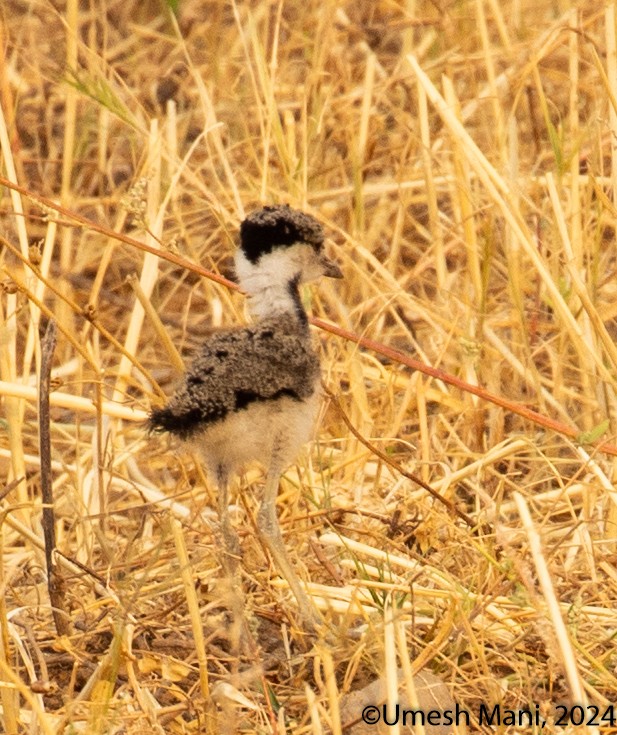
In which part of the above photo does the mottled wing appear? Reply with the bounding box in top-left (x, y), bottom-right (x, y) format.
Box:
top-left (149, 318), bottom-right (320, 439)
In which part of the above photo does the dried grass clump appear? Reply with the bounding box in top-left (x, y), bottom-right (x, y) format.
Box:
top-left (2, 1), bottom-right (617, 733)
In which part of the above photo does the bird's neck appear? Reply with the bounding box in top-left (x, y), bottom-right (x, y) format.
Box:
top-left (245, 275), bottom-right (308, 325)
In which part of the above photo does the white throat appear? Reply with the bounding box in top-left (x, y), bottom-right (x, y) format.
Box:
top-left (235, 249), bottom-right (305, 321)
top-left (246, 282), bottom-right (301, 320)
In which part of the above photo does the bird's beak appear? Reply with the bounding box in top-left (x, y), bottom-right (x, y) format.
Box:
top-left (319, 254), bottom-right (343, 279)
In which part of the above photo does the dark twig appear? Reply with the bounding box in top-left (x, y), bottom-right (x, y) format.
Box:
top-left (39, 320), bottom-right (71, 636)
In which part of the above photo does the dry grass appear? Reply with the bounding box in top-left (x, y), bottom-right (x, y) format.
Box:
top-left (2, 0), bottom-right (617, 732)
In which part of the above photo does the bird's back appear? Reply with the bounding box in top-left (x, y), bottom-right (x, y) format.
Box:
top-left (149, 312), bottom-right (321, 441)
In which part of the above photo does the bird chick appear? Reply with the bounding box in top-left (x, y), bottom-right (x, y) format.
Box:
top-left (150, 204), bottom-right (342, 628)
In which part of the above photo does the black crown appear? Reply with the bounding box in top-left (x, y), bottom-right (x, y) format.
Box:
top-left (240, 204), bottom-right (324, 264)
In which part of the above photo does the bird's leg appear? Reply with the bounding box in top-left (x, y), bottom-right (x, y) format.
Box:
top-left (216, 466), bottom-right (241, 576)
top-left (257, 461), bottom-right (323, 631)
top-left (215, 466), bottom-right (245, 654)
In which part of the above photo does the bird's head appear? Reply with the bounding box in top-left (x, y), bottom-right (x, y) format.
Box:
top-left (235, 204), bottom-right (342, 295)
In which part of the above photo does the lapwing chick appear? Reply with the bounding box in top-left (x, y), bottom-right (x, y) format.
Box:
top-left (150, 204), bottom-right (342, 628)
